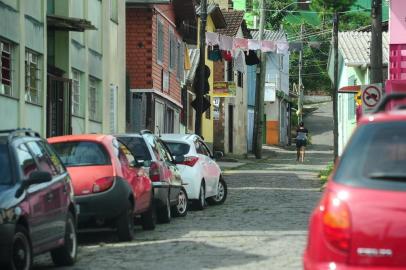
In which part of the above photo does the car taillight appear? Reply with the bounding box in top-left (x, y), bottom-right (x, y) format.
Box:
top-left (321, 191), bottom-right (351, 253)
top-left (180, 156), bottom-right (199, 167)
top-left (149, 161), bottom-right (161, 182)
top-left (93, 177), bottom-right (114, 193)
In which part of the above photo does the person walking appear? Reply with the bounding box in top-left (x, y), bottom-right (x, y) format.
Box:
top-left (296, 121), bottom-right (309, 162)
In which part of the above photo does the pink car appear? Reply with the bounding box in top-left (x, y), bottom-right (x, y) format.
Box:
top-left (304, 94), bottom-right (406, 269)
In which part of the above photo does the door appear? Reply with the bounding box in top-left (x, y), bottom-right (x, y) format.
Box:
top-left (47, 73), bottom-right (72, 137)
top-left (247, 109), bottom-right (254, 152)
top-left (195, 140), bottom-right (216, 197)
top-left (199, 140), bottom-right (220, 197)
top-left (228, 105), bottom-right (233, 153)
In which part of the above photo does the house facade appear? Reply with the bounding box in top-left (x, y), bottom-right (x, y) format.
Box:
top-left (126, 1), bottom-right (196, 135)
top-left (328, 31), bottom-right (389, 155)
top-left (0, 0), bottom-right (126, 137)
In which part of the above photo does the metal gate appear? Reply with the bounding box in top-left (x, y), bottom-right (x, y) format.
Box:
top-left (47, 74), bottom-right (72, 137)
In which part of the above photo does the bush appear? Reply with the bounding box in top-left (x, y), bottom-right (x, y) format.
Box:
top-left (319, 162), bottom-right (334, 184)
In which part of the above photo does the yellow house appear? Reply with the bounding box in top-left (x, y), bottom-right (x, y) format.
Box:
top-left (196, 4), bottom-right (226, 149)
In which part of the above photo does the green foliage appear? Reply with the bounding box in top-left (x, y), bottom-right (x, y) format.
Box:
top-left (319, 162), bottom-right (334, 183)
top-left (311, 0), bottom-right (357, 12)
top-left (263, 0), bottom-right (296, 30)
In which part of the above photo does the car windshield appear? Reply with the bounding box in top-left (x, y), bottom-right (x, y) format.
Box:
top-left (51, 141), bottom-right (110, 167)
top-left (0, 138), bottom-right (12, 185)
top-left (165, 142), bottom-right (190, 156)
top-left (118, 136), bottom-right (152, 161)
top-left (334, 121), bottom-right (406, 190)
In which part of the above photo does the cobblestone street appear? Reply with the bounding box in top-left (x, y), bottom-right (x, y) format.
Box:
top-left (34, 103), bottom-right (333, 270)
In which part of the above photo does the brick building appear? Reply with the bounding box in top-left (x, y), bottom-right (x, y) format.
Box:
top-left (126, 0), bottom-right (196, 133)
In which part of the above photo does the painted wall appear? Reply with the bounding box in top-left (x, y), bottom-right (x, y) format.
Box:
top-left (389, 0), bottom-right (406, 44)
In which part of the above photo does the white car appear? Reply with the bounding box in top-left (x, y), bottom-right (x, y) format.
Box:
top-left (161, 134), bottom-right (227, 210)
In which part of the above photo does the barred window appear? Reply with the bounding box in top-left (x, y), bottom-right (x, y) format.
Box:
top-left (0, 41), bottom-right (13, 97)
top-left (72, 69), bottom-right (81, 116)
top-left (25, 50), bottom-right (41, 104)
top-left (88, 77), bottom-right (100, 121)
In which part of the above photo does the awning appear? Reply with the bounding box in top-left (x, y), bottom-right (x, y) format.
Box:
top-left (47, 15), bottom-right (97, 32)
top-left (339, 85), bottom-right (361, 93)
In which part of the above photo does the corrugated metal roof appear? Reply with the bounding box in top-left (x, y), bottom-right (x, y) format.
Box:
top-left (339, 31), bottom-right (389, 66)
top-left (250, 29), bottom-right (287, 41)
top-left (186, 48), bottom-right (200, 84)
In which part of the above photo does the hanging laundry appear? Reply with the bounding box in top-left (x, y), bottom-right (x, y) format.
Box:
top-left (219, 35), bottom-right (233, 51)
top-left (221, 50), bottom-right (232, 62)
top-left (206, 32), bottom-right (220, 46)
top-left (261, 40), bottom-right (276, 52)
top-left (234, 51), bottom-right (245, 73)
top-left (277, 41), bottom-right (289, 55)
top-left (244, 50), bottom-right (260, 66)
top-left (233, 38), bottom-right (249, 51)
top-left (208, 45), bottom-right (222, 61)
top-left (248, 39), bottom-right (261, 51)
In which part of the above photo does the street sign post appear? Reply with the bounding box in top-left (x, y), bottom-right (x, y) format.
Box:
top-left (361, 83), bottom-right (382, 114)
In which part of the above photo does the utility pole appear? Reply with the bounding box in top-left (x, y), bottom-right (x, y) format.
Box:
top-left (298, 24), bottom-right (304, 123)
top-left (333, 11), bottom-right (339, 160)
top-left (370, 0), bottom-right (382, 84)
top-left (253, 0), bottom-right (266, 159)
top-left (195, 0), bottom-right (208, 136)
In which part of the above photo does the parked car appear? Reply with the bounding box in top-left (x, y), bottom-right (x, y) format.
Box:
top-left (0, 129), bottom-right (78, 270)
top-left (304, 93), bottom-right (406, 269)
top-left (160, 134), bottom-right (227, 210)
top-left (116, 132), bottom-right (187, 222)
top-left (48, 134), bottom-right (155, 241)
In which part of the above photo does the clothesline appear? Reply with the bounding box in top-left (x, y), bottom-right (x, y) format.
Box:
top-left (205, 32), bottom-right (290, 55)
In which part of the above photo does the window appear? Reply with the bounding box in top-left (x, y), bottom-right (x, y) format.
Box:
top-left (52, 141), bottom-right (110, 167)
top-left (25, 50), bottom-right (41, 104)
top-left (156, 139), bottom-right (174, 163)
top-left (72, 69), bottom-right (81, 116)
top-left (117, 142), bottom-right (135, 167)
top-left (195, 141), bottom-right (210, 156)
top-left (177, 41), bottom-right (184, 80)
top-left (0, 41), bottom-right (13, 97)
top-left (166, 142), bottom-right (190, 156)
top-left (164, 107), bottom-right (174, 133)
top-left (27, 141), bottom-right (59, 176)
top-left (169, 28), bottom-right (176, 70)
top-left (16, 143), bottom-right (38, 179)
top-left (157, 18), bottom-right (164, 64)
top-left (110, 0), bottom-right (118, 22)
top-left (118, 137), bottom-right (152, 162)
top-left (0, 142), bottom-right (12, 184)
top-left (237, 71), bottom-right (243, 87)
top-left (226, 60), bottom-right (234, 82)
top-left (89, 77), bottom-right (100, 121)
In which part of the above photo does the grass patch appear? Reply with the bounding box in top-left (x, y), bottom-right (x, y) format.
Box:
top-left (319, 162), bottom-right (334, 184)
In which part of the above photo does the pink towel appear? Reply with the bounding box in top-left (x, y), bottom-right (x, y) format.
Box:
top-left (248, 39), bottom-right (261, 50)
top-left (219, 35), bottom-right (233, 51)
top-left (277, 41), bottom-right (289, 55)
top-left (261, 40), bottom-right (276, 52)
top-left (233, 38), bottom-right (248, 51)
top-left (206, 32), bottom-right (220, 46)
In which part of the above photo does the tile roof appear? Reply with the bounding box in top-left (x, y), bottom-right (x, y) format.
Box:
top-left (338, 31), bottom-right (389, 66)
top-left (250, 29), bottom-right (287, 42)
top-left (196, 4), bottom-right (226, 29)
top-left (216, 10), bottom-right (245, 37)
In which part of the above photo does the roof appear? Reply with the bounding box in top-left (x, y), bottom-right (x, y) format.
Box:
top-left (196, 4), bottom-right (227, 29)
top-left (216, 10), bottom-right (247, 37)
top-left (250, 29), bottom-right (287, 41)
top-left (185, 48), bottom-right (200, 84)
top-left (338, 31), bottom-right (389, 66)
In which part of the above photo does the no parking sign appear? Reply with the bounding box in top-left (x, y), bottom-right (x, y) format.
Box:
top-left (362, 84), bottom-right (382, 114)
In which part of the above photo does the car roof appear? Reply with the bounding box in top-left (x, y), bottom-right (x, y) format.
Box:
top-left (160, 133), bottom-right (199, 142)
top-left (115, 133), bottom-right (143, 138)
top-left (358, 110), bottom-right (406, 125)
top-left (48, 134), bottom-right (112, 144)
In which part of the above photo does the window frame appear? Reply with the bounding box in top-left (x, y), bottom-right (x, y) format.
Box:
top-left (0, 40), bottom-right (13, 97)
top-left (88, 76), bottom-right (100, 122)
top-left (72, 69), bottom-right (81, 116)
top-left (25, 50), bottom-right (41, 105)
top-left (169, 27), bottom-right (176, 71)
top-left (156, 16), bottom-right (164, 65)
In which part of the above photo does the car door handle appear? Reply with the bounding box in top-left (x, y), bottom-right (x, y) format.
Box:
top-left (46, 192), bottom-right (54, 202)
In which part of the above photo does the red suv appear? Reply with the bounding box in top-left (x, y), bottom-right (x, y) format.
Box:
top-left (48, 134), bottom-right (155, 241)
top-left (0, 129), bottom-right (78, 270)
top-left (304, 94), bottom-right (406, 269)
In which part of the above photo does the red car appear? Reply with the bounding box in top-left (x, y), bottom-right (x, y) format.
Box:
top-left (304, 94), bottom-right (406, 269)
top-left (48, 134), bottom-right (155, 241)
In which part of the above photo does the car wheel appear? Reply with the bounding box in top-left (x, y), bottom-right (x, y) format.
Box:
top-left (116, 201), bottom-right (135, 241)
top-left (193, 182), bottom-right (206, 210)
top-left (172, 188), bottom-right (188, 217)
top-left (9, 225), bottom-right (32, 270)
top-left (208, 177), bottom-right (228, 205)
top-left (157, 195), bottom-right (171, 224)
top-left (141, 197), bottom-right (157, 230)
top-left (51, 212), bottom-right (77, 266)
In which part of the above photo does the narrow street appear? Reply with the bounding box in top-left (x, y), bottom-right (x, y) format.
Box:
top-left (34, 102), bottom-right (333, 270)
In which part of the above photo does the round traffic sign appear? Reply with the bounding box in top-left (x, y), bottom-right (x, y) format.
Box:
top-left (362, 85), bottom-right (381, 108)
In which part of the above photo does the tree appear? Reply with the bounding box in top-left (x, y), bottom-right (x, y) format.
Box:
top-left (311, 0), bottom-right (357, 12)
top-left (264, 0), bottom-right (296, 30)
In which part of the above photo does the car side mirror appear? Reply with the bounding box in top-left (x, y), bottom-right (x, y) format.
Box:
top-left (173, 155), bottom-right (185, 164)
top-left (213, 151), bottom-right (223, 160)
top-left (15, 171), bottom-right (53, 198)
